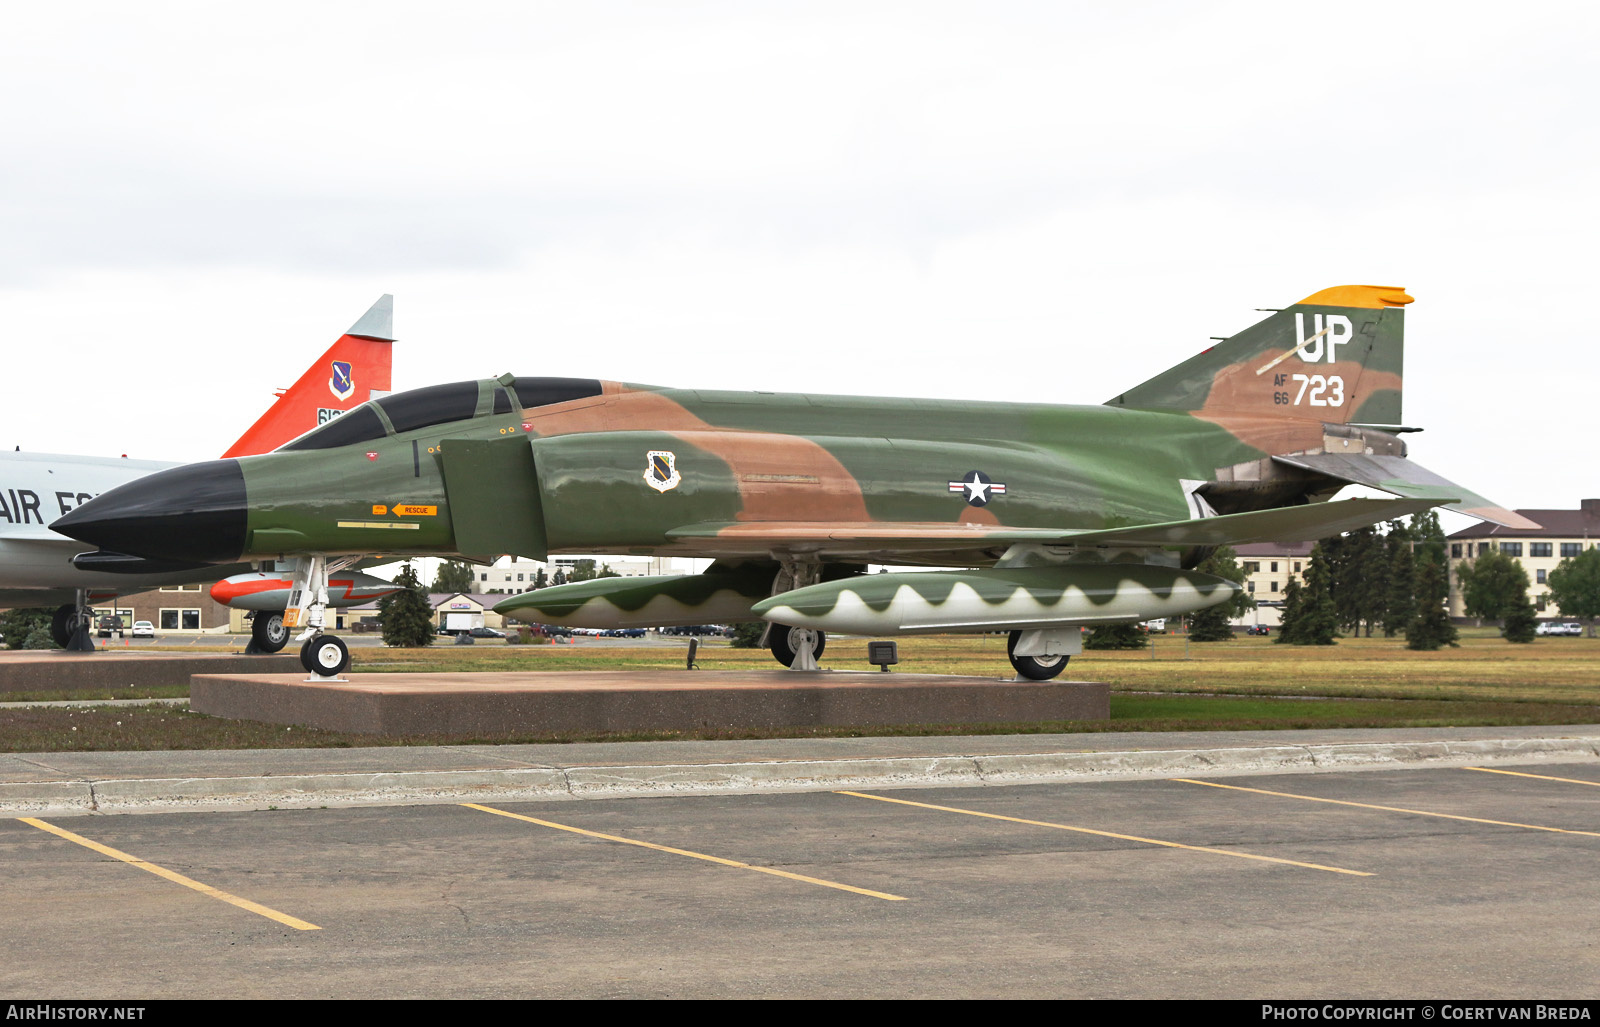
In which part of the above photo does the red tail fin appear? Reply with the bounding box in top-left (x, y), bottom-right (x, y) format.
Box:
top-left (221, 295), bottom-right (395, 458)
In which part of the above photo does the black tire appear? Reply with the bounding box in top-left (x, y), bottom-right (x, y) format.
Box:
top-left (1007, 630), bottom-right (1070, 681)
top-left (769, 625), bottom-right (826, 667)
top-left (50, 604), bottom-right (75, 649)
top-left (300, 634), bottom-right (350, 676)
top-left (251, 611), bottom-right (290, 653)
top-left (52, 604), bottom-right (95, 650)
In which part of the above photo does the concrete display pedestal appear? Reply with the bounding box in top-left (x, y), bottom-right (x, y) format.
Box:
top-left (0, 650), bottom-right (302, 693)
top-left (190, 670), bottom-right (1111, 737)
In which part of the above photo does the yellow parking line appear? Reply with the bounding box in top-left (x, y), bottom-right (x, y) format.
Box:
top-left (1175, 779), bottom-right (1600, 837)
top-left (461, 803), bottom-right (906, 901)
top-left (20, 818), bottom-right (320, 931)
top-left (834, 791), bottom-right (1370, 876)
top-left (1465, 767), bottom-right (1600, 787)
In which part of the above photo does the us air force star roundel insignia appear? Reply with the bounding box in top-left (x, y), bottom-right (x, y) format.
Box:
top-left (645, 450), bottom-right (681, 493)
top-left (948, 470), bottom-right (1006, 507)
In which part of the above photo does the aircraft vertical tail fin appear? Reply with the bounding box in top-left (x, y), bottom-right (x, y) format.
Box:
top-left (1106, 285), bottom-right (1411, 428)
top-left (220, 295), bottom-right (396, 458)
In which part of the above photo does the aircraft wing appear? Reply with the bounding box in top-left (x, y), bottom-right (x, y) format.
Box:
top-left (1271, 454), bottom-right (1538, 530)
top-left (665, 497), bottom-right (1441, 560)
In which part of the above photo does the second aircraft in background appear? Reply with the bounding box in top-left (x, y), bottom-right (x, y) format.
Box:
top-left (0, 296), bottom-right (401, 649)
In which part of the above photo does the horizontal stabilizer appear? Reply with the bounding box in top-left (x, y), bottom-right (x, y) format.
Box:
top-left (1272, 454), bottom-right (1539, 530)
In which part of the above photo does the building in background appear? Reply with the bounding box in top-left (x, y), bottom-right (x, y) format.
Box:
top-left (1231, 542), bottom-right (1313, 627)
top-left (1446, 499), bottom-right (1600, 618)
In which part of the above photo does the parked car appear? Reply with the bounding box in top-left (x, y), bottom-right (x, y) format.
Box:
top-left (131, 621), bottom-right (155, 639)
top-left (95, 615), bottom-right (123, 638)
top-left (467, 626), bottom-right (506, 638)
top-left (1246, 625), bottom-right (1271, 636)
top-left (1535, 621), bottom-right (1583, 636)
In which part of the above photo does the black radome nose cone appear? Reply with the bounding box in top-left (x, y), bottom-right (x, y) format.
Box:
top-left (52, 459), bottom-right (248, 564)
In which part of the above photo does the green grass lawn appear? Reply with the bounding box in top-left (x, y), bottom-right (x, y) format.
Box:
top-left (2, 631), bottom-right (1598, 751)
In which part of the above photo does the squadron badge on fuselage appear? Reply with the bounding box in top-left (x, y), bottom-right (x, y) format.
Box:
top-left (948, 470), bottom-right (1007, 507)
top-left (645, 450), bottom-right (681, 493)
top-left (329, 360), bottom-right (355, 401)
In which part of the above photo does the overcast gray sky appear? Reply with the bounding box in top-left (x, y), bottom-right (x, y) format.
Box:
top-left (2, 0), bottom-right (1595, 527)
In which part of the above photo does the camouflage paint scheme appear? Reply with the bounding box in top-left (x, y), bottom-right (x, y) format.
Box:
top-left (54, 286), bottom-right (1533, 648)
top-left (750, 564), bottom-right (1241, 636)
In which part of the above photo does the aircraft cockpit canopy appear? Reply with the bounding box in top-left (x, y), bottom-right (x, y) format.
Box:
top-left (493, 377), bottom-right (603, 415)
top-left (279, 402), bottom-right (388, 452)
top-left (278, 377), bottom-right (605, 452)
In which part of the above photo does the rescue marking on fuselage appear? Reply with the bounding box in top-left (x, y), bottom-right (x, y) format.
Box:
top-left (393, 504), bottom-right (437, 517)
top-left (645, 450), bottom-right (681, 493)
top-left (948, 471), bottom-right (1006, 507)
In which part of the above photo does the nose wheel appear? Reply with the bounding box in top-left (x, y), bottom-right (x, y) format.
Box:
top-left (300, 634), bottom-right (350, 677)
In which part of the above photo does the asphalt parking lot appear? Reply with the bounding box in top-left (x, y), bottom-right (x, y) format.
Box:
top-left (5, 761), bottom-right (1600, 998)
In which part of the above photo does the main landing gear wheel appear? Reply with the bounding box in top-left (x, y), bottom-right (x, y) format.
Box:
top-left (300, 635), bottom-right (350, 677)
top-left (50, 604), bottom-right (76, 649)
top-left (769, 625), bottom-right (825, 667)
top-left (1007, 629), bottom-right (1070, 681)
top-left (249, 610), bottom-right (290, 654)
top-left (51, 603), bottom-right (95, 651)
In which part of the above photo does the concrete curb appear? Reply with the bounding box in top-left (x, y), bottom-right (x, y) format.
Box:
top-left (6, 735), bottom-right (1599, 816)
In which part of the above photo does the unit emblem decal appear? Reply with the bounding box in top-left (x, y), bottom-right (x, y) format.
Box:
top-left (645, 450), bottom-right (681, 493)
top-left (948, 470), bottom-right (1007, 507)
top-left (329, 360), bottom-right (355, 401)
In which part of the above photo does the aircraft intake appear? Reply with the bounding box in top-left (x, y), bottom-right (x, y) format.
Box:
top-left (752, 564), bottom-right (1240, 635)
top-left (50, 459), bottom-right (249, 565)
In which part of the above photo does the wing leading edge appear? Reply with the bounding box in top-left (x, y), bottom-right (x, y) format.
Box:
top-left (666, 497), bottom-right (1442, 560)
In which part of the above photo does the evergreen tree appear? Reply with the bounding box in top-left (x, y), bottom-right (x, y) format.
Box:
top-left (1547, 547), bottom-right (1600, 638)
top-left (379, 562), bottom-right (436, 648)
top-left (1083, 623), bottom-right (1148, 649)
top-left (1411, 509), bottom-right (1449, 568)
top-left (567, 559), bottom-right (597, 583)
top-left (1382, 520), bottom-right (1417, 637)
top-left (1403, 510), bottom-right (1458, 650)
top-left (730, 622), bottom-right (765, 648)
top-left (1323, 529), bottom-right (1384, 637)
top-left (1455, 548), bottom-right (1529, 628)
top-left (0, 607), bottom-right (56, 650)
top-left (1276, 543), bottom-right (1338, 645)
top-left (1273, 577), bottom-right (1305, 645)
top-left (430, 559), bottom-right (476, 595)
top-left (1405, 558), bottom-right (1459, 650)
top-left (1502, 593), bottom-right (1538, 643)
top-left (533, 567), bottom-right (548, 590)
top-left (1189, 545), bottom-right (1254, 641)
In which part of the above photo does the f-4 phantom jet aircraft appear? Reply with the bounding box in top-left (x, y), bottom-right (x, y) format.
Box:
top-left (53, 285), bottom-right (1531, 677)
